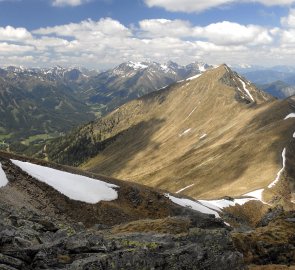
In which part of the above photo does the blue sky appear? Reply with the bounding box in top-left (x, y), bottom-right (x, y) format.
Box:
top-left (0, 0), bottom-right (295, 68)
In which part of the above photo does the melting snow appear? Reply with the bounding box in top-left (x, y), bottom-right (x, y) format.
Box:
top-left (285, 113), bottom-right (295, 120)
top-left (186, 74), bottom-right (202, 81)
top-left (268, 148), bottom-right (286, 188)
top-left (184, 107), bottom-right (197, 121)
top-left (285, 113), bottom-right (295, 138)
top-left (176, 184), bottom-right (195, 194)
top-left (167, 194), bottom-right (261, 219)
top-left (224, 65), bottom-right (230, 73)
top-left (0, 162), bottom-right (8, 188)
top-left (11, 160), bottom-right (118, 204)
top-left (238, 77), bottom-right (254, 102)
top-left (244, 189), bottom-right (264, 201)
top-left (199, 198), bottom-right (256, 212)
top-left (166, 194), bottom-right (220, 218)
top-left (167, 192), bottom-right (266, 219)
top-left (179, 128), bottom-right (192, 137)
top-left (199, 134), bottom-right (207, 139)
top-left (157, 85), bottom-right (168, 91)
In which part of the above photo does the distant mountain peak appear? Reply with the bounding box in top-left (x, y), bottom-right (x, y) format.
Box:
top-left (126, 61), bottom-right (149, 70)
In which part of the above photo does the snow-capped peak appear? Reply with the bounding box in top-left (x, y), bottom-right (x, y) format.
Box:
top-left (126, 61), bottom-right (149, 70)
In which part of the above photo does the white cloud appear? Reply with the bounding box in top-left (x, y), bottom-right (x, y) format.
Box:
top-left (139, 19), bottom-right (193, 38)
top-left (145, 0), bottom-right (295, 13)
top-left (0, 42), bottom-right (33, 54)
top-left (139, 19), bottom-right (274, 46)
top-left (0, 26), bottom-right (32, 41)
top-left (194, 21), bottom-right (273, 46)
top-left (280, 29), bottom-right (295, 44)
top-left (281, 9), bottom-right (295, 28)
top-left (52, 0), bottom-right (90, 7)
top-left (33, 18), bottom-right (131, 38)
top-left (0, 16), bottom-right (293, 68)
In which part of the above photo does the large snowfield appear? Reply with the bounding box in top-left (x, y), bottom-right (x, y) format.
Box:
top-left (11, 159), bottom-right (118, 204)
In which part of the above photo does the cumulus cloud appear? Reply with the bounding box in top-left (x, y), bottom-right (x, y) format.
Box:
top-left (281, 9), bottom-right (295, 28)
top-left (33, 18), bottom-right (131, 38)
top-left (139, 19), bottom-right (274, 46)
top-left (0, 26), bottom-right (32, 41)
top-left (139, 19), bottom-right (192, 38)
top-left (0, 16), bottom-right (293, 68)
top-left (145, 0), bottom-right (295, 13)
top-left (0, 42), bottom-right (33, 54)
top-left (51, 0), bottom-right (90, 7)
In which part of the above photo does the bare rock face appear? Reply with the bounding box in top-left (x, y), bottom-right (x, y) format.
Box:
top-left (0, 202), bottom-right (245, 270)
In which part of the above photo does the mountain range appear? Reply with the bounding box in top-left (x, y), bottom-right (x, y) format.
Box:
top-left (235, 66), bottom-right (295, 98)
top-left (1, 64), bottom-right (295, 269)
top-left (0, 63), bottom-right (295, 269)
top-left (0, 61), bottom-right (212, 154)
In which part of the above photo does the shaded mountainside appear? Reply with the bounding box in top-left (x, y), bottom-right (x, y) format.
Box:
top-left (47, 65), bottom-right (295, 206)
top-left (0, 74), bottom-right (95, 152)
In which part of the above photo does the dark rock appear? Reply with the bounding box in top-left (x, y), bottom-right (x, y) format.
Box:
top-left (257, 205), bottom-right (284, 227)
top-left (0, 254), bottom-right (24, 269)
top-left (0, 264), bottom-right (19, 270)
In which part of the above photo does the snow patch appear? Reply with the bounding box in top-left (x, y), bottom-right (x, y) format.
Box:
top-left (166, 194), bottom-right (220, 218)
top-left (176, 184), bottom-right (195, 194)
top-left (238, 77), bottom-right (254, 102)
top-left (199, 198), bottom-right (256, 212)
top-left (197, 64), bottom-right (206, 72)
top-left (186, 74), bottom-right (201, 81)
top-left (268, 148), bottom-right (286, 188)
top-left (184, 107), bottom-right (197, 121)
top-left (11, 160), bottom-right (118, 204)
top-left (243, 189), bottom-right (264, 201)
top-left (199, 134), bottom-right (207, 139)
top-left (0, 162), bottom-right (8, 188)
top-left (127, 61), bottom-right (148, 70)
top-left (179, 128), bottom-right (192, 137)
top-left (157, 85), bottom-right (168, 91)
top-left (284, 113), bottom-right (295, 120)
top-left (160, 64), bottom-right (170, 73)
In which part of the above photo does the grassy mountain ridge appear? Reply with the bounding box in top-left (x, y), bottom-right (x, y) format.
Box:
top-left (46, 65), bottom-right (295, 206)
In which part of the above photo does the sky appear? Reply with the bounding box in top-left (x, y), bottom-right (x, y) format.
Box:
top-left (0, 0), bottom-right (295, 68)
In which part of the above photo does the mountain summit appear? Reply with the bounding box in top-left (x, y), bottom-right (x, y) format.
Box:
top-left (47, 65), bottom-right (295, 207)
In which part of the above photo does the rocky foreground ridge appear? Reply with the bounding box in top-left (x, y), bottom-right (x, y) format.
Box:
top-left (0, 152), bottom-right (294, 269)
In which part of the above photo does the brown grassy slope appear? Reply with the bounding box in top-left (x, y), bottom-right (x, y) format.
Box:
top-left (79, 65), bottom-right (295, 201)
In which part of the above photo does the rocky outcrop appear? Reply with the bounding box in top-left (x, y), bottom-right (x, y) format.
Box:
top-left (0, 202), bottom-right (244, 270)
top-left (232, 210), bottom-right (295, 266)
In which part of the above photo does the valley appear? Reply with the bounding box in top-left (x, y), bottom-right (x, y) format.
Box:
top-left (0, 61), bottom-right (210, 155)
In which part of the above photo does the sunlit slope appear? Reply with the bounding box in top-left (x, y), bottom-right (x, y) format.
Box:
top-left (49, 65), bottom-right (295, 201)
